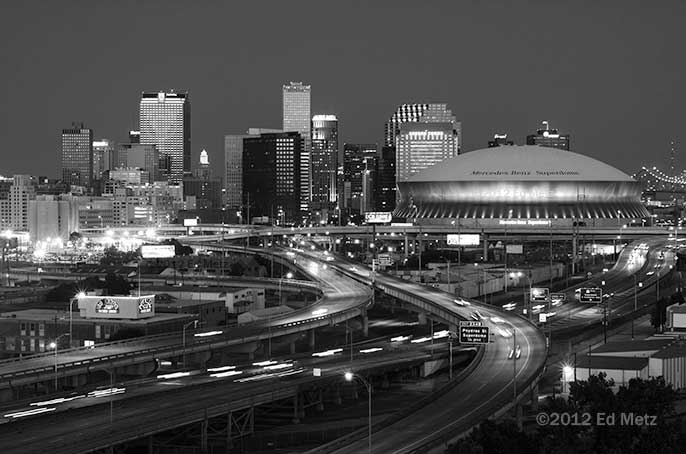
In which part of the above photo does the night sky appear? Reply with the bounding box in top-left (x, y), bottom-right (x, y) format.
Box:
top-left (1, 0), bottom-right (684, 177)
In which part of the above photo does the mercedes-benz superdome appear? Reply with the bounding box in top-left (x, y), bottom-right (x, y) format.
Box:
top-left (394, 145), bottom-right (649, 226)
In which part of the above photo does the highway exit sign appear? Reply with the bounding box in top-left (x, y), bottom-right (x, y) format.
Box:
top-left (459, 323), bottom-right (490, 344)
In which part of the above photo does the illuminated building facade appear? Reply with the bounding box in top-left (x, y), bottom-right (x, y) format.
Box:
top-left (311, 115), bottom-right (338, 216)
top-left (342, 143), bottom-right (377, 214)
top-left (387, 104), bottom-right (461, 185)
top-left (395, 145), bottom-right (648, 224)
top-left (92, 139), bottom-right (115, 181)
top-left (375, 146), bottom-right (396, 212)
top-left (61, 123), bottom-right (93, 188)
top-left (139, 91), bottom-right (190, 184)
top-left (243, 132), bottom-right (303, 224)
top-left (282, 82), bottom-right (311, 216)
top-left (526, 121), bottom-right (570, 150)
top-left (8, 175), bottom-right (36, 231)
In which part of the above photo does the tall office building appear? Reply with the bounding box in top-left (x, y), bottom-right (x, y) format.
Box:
top-left (311, 115), bottom-right (338, 216)
top-left (224, 128), bottom-right (282, 212)
top-left (385, 104), bottom-right (461, 185)
top-left (375, 146), bottom-right (396, 212)
top-left (526, 121), bottom-right (570, 150)
top-left (92, 139), bottom-right (115, 182)
top-left (117, 143), bottom-right (160, 183)
top-left (139, 91), bottom-right (190, 184)
top-left (243, 132), bottom-right (303, 225)
top-left (184, 152), bottom-right (221, 210)
top-left (342, 143), bottom-right (377, 214)
top-left (61, 123), bottom-right (94, 188)
top-left (9, 175), bottom-right (36, 231)
top-left (282, 82), bottom-right (311, 216)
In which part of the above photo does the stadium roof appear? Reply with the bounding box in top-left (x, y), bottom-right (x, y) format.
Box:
top-left (409, 145), bottom-right (634, 183)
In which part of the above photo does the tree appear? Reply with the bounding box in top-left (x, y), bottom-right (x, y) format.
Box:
top-left (100, 246), bottom-right (140, 266)
top-left (69, 231), bottom-right (82, 243)
top-left (447, 420), bottom-right (537, 454)
top-left (161, 238), bottom-right (193, 256)
top-left (651, 297), bottom-right (669, 330)
top-left (103, 273), bottom-right (131, 295)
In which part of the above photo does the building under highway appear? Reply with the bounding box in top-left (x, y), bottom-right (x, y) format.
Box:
top-left (395, 145), bottom-right (649, 226)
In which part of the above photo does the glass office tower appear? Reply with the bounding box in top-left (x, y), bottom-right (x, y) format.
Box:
top-left (139, 91), bottom-right (190, 184)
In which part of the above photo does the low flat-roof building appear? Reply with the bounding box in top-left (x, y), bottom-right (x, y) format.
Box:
top-left (154, 294), bottom-right (226, 327)
top-left (0, 308), bottom-right (191, 357)
top-left (574, 355), bottom-right (649, 386)
top-left (141, 285), bottom-right (265, 315)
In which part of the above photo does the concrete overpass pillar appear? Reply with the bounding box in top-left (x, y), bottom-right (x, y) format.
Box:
top-left (362, 310), bottom-right (369, 337)
top-left (309, 329), bottom-right (316, 349)
top-left (483, 234), bottom-right (488, 261)
top-left (530, 383), bottom-right (539, 412)
top-left (317, 388), bottom-right (324, 411)
top-left (292, 394), bottom-right (301, 424)
top-left (404, 234), bottom-right (409, 259)
top-left (333, 384), bottom-right (342, 405)
top-left (417, 312), bottom-right (428, 325)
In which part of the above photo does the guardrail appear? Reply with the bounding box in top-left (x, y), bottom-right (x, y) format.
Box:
top-left (304, 346), bottom-right (486, 454)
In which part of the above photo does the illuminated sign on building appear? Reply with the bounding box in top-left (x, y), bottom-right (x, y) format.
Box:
top-left (138, 297), bottom-right (153, 313)
top-left (499, 219), bottom-right (551, 226)
top-left (79, 295), bottom-right (156, 319)
top-left (365, 212), bottom-right (392, 224)
top-left (447, 234), bottom-right (480, 246)
top-left (183, 218), bottom-right (198, 227)
top-left (506, 244), bottom-right (524, 254)
top-left (95, 298), bottom-right (120, 314)
top-left (141, 245), bottom-right (176, 258)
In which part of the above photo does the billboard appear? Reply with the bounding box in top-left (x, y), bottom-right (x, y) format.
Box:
top-left (530, 287), bottom-right (549, 302)
top-left (78, 295), bottom-right (156, 319)
top-left (141, 244), bottom-right (176, 258)
top-left (364, 212), bottom-right (392, 224)
top-left (579, 287), bottom-right (602, 303)
top-left (447, 234), bottom-right (480, 246)
top-left (458, 322), bottom-right (490, 344)
top-left (506, 244), bottom-right (524, 254)
top-left (183, 218), bottom-right (198, 227)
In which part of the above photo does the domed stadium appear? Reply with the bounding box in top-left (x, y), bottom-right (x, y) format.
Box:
top-left (394, 145), bottom-right (648, 221)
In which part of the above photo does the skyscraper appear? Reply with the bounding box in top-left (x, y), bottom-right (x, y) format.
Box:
top-left (9, 175), bottom-right (35, 231)
top-left (243, 132), bottom-right (303, 225)
top-left (342, 143), bottom-right (377, 214)
top-left (92, 139), bottom-right (115, 182)
top-left (224, 128), bottom-right (282, 213)
top-left (526, 121), bottom-right (570, 150)
top-left (375, 146), bottom-right (396, 212)
top-left (139, 91), bottom-right (190, 184)
top-left (61, 123), bottom-right (94, 188)
top-left (311, 115), bottom-right (338, 217)
top-left (282, 82), bottom-right (311, 217)
top-left (393, 104), bottom-right (460, 184)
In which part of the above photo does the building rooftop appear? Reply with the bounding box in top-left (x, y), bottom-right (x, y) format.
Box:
top-left (591, 339), bottom-right (674, 354)
top-left (0, 309), bottom-right (191, 324)
top-left (575, 355), bottom-right (649, 371)
top-left (651, 342), bottom-right (686, 359)
top-left (156, 298), bottom-right (224, 309)
top-left (408, 145), bottom-right (634, 183)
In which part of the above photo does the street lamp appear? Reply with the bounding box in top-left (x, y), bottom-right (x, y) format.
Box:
top-left (69, 292), bottom-right (86, 346)
top-left (344, 372), bottom-right (372, 454)
top-left (50, 333), bottom-right (70, 391)
top-left (632, 276), bottom-right (643, 339)
top-left (182, 319), bottom-right (199, 365)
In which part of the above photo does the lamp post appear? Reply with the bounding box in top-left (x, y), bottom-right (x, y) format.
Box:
top-left (632, 276), bottom-right (643, 339)
top-left (512, 271), bottom-right (532, 320)
top-left (182, 319), bottom-right (198, 365)
top-left (69, 292), bottom-right (86, 347)
top-left (49, 333), bottom-right (70, 391)
top-left (512, 327), bottom-right (517, 416)
top-left (344, 372), bottom-right (372, 454)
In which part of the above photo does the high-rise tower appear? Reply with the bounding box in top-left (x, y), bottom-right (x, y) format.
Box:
top-left (61, 123), bottom-right (94, 188)
top-left (282, 82), bottom-right (311, 216)
top-left (139, 91), bottom-right (190, 184)
top-left (390, 104), bottom-right (461, 184)
top-left (526, 121), bottom-right (570, 150)
top-left (311, 115), bottom-right (338, 216)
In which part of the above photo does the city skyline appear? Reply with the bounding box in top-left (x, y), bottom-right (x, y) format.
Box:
top-left (1, 1), bottom-right (685, 178)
